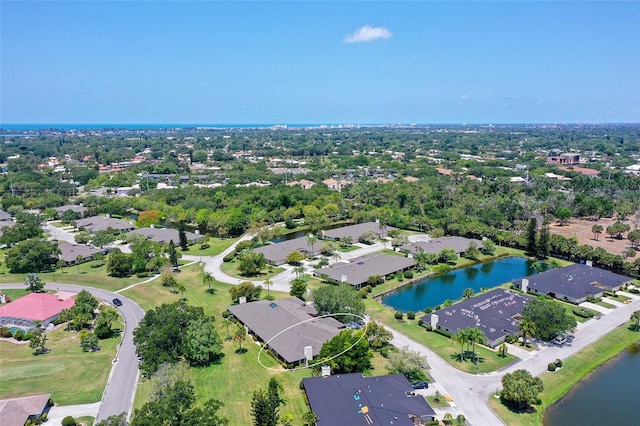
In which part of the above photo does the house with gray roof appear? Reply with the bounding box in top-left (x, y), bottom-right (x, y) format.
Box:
top-left (0, 210), bottom-right (11, 221)
top-left (0, 393), bottom-right (52, 426)
top-left (421, 289), bottom-right (534, 348)
top-left (76, 216), bottom-right (135, 233)
top-left (54, 204), bottom-right (87, 216)
top-left (322, 221), bottom-right (395, 242)
top-left (57, 242), bottom-right (106, 265)
top-left (227, 297), bottom-right (344, 366)
top-left (314, 253), bottom-right (415, 289)
top-left (254, 237), bottom-right (319, 265)
top-left (400, 236), bottom-right (483, 257)
top-left (512, 263), bottom-right (631, 304)
top-left (127, 226), bottom-right (203, 246)
top-left (0, 220), bottom-right (16, 238)
top-left (303, 373), bottom-right (435, 426)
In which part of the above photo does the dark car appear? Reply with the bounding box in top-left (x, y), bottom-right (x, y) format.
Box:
top-left (411, 381), bottom-right (429, 389)
top-left (112, 298), bottom-right (123, 307)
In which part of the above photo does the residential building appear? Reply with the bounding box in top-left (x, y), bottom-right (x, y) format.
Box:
top-left (227, 297), bottom-right (344, 366)
top-left (76, 216), bottom-right (135, 233)
top-left (0, 292), bottom-right (76, 331)
top-left (400, 237), bottom-right (483, 257)
top-left (322, 221), bottom-right (395, 242)
top-left (314, 253), bottom-right (415, 289)
top-left (421, 289), bottom-right (534, 347)
top-left (0, 394), bottom-right (52, 426)
top-left (127, 226), bottom-right (203, 246)
top-left (303, 373), bottom-right (435, 426)
top-left (57, 242), bottom-right (105, 265)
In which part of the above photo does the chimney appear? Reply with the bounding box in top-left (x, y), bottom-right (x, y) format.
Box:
top-left (239, 296), bottom-right (247, 304)
top-left (586, 260), bottom-right (593, 267)
top-left (522, 279), bottom-right (529, 293)
top-left (430, 314), bottom-right (439, 329)
top-left (321, 365), bottom-right (331, 377)
top-left (304, 346), bottom-right (313, 366)
top-left (341, 275), bottom-right (348, 284)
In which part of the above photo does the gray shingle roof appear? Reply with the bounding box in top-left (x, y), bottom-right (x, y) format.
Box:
top-left (0, 393), bottom-right (51, 426)
top-left (513, 263), bottom-right (631, 300)
top-left (228, 297), bottom-right (344, 364)
top-left (54, 205), bottom-right (87, 215)
top-left (322, 221), bottom-right (395, 241)
top-left (0, 210), bottom-right (11, 221)
top-left (57, 242), bottom-right (105, 263)
top-left (127, 227), bottom-right (203, 245)
top-left (421, 289), bottom-right (534, 346)
top-left (76, 216), bottom-right (135, 232)
top-left (254, 238), bottom-right (317, 265)
top-left (315, 253), bottom-right (415, 287)
top-left (303, 373), bottom-right (435, 426)
top-left (400, 236), bottom-right (483, 255)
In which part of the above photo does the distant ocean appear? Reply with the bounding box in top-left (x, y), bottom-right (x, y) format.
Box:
top-left (0, 123), bottom-right (374, 131)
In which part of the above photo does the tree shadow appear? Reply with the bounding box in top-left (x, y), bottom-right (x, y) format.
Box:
top-left (499, 396), bottom-right (539, 414)
top-left (235, 348), bottom-right (248, 354)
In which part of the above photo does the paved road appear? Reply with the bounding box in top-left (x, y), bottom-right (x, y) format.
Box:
top-left (382, 291), bottom-right (640, 425)
top-left (0, 283), bottom-right (145, 422)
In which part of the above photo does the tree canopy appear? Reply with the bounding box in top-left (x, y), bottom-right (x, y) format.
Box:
top-left (316, 329), bottom-right (372, 374)
top-left (311, 284), bottom-right (365, 323)
top-left (133, 302), bottom-right (222, 376)
top-left (501, 369), bottom-right (543, 411)
top-left (521, 299), bottom-right (577, 342)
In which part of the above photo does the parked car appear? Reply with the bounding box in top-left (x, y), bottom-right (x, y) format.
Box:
top-left (112, 298), bottom-right (123, 307)
top-left (411, 381), bottom-right (429, 389)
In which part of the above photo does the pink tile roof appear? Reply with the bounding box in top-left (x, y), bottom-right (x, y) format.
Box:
top-left (0, 293), bottom-right (75, 322)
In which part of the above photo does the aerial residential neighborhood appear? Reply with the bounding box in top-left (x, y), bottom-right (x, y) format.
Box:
top-left (1, 2), bottom-right (639, 426)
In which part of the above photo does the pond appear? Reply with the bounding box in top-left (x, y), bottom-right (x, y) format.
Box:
top-left (382, 257), bottom-right (549, 312)
top-left (544, 343), bottom-right (640, 425)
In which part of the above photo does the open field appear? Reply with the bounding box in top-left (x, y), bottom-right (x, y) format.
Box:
top-left (548, 215), bottom-right (639, 258)
top-left (220, 259), bottom-right (284, 281)
top-left (489, 324), bottom-right (640, 426)
top-left (0, 323), bottom-right (122, 405)
top-left (178, 236), bottom-right (238, 256)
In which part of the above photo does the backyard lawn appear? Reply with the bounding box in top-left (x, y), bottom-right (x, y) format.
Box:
top-left (0, 322), bottom-right (122, 405)
top-left (127, 263), bottom-right (391, 425)
top-left (219, 259), bottom-right (284, 281)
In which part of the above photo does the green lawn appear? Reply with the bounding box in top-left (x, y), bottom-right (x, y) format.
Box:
top-left (219, 260), bottom-right (284, 281)
top-left (179, 236), bottom-right (238, 256)
top-left (593, 299), bottom-right (615, 309)
top-left (126, 263), bottom-right (389, 425)
top-left (0, 260), bottom-right (142, 292)
top-left (0, 322), bottom-right (122, 405)
top-left (426, 395), bottom-right (450, 408)
top-left (608, 293), bottom-right (631, 303)
top-left (490, 325), bottom-right (640, 426)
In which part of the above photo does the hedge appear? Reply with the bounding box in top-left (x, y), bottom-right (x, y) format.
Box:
top-left (223, 251), bottom-right (236, 262)
top-left (433, 328), bottom-right (453, 338)
top-left (573, 308), bottom-right (594, 318)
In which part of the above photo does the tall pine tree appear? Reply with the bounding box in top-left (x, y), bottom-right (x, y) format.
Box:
top-left (178, 221), bottom-right (188, 251)
top-left (537, 220), bottom-right (550, 259)
top-left (526, 218), bottom-right (537, 257)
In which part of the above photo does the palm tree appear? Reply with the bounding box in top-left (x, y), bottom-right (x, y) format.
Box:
top-left (631, 310), bottom-right (640, 332)
top-left (466, 327), bottom-right (487, 363)
top-left (452, 329), bottom-right (469, 362)
top-left (222, 316), bottom-right (232, 341)
top-left (331, 251), bottom-right (341, 264)
top-left (294, 266), bottom-right (305, 279)
top-left (264, 277), bottom-right (272, 297)
top-left (499, 342), bottom-right (508, 358)
top-left (307, 234), bottom-right (319, 257)
top-left (519, 319), bottom-right (536, 347)
top-left (442, 413), bottom-right (454, 425)
top-left (202, 272), bottom-right (214, 293)
top-left (76, 255), bottom-right (84, 274)
top-left (175, 282), bottom-right (186, 301)
top-left (234, 327), bottom-right (246, 352)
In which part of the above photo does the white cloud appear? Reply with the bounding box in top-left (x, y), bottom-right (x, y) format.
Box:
top-left (344, 25), bottom-right (392, 43)
top-left (461, 94), bottom-right (469, 100)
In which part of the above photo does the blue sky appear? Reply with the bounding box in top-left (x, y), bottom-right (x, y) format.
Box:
top-left (2, 1), bottom-right (639, 124)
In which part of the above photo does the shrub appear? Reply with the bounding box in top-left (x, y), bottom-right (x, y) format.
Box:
top-left (364, 285), bottom-right (373, 293)
top-left (23, 332), bottom-right (32, 341)
top-left (407, 311), bottom-right (416, 320)
top-left (505, 334), bottom-right (516, 344)
top-left (424, 307), bottom-right (433, 314)
top-left (62, 416), bottom-right (76, 426)
top-left (434, 305), bottom-right (441, 311)
top-left (221, 310), bottom-right (231, 319)
top-left (603, 290), bottom-right (615, 297)
top-left (90, 261), bottom-right (105, 268)
top-left (548, 362), bottom-right (557, 372)
top-left (424, 324), bottom-right (433, 332)
top-left (0, 327), bottom-right (12, 338)
top-left (433, 328), bottom-right (453, 338)
top-left (13, 329), bottom-right (24, 341)
top-left (403, 270), bottom-right (414, 279)
top-left (554, 359), bottom-right (563, 368)
top-left (394, 311), bottom-right (404, 320)
top-left (223, 251), bottom-right (236, 262)
top-left (629, 288), bottom-right (640, 294)
top-left (573, 308), bottom-right (594, 318)
top-left (357, 288), bottom-right (369, 299)
top-left (136, 272), bottom-right (150, 278)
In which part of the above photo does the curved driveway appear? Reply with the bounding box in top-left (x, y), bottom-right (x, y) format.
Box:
top-left (0, 283), bottom-right (144, 422)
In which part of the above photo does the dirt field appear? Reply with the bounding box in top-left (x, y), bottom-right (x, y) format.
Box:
top-left (548, 215), bottom-right (639, 259)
